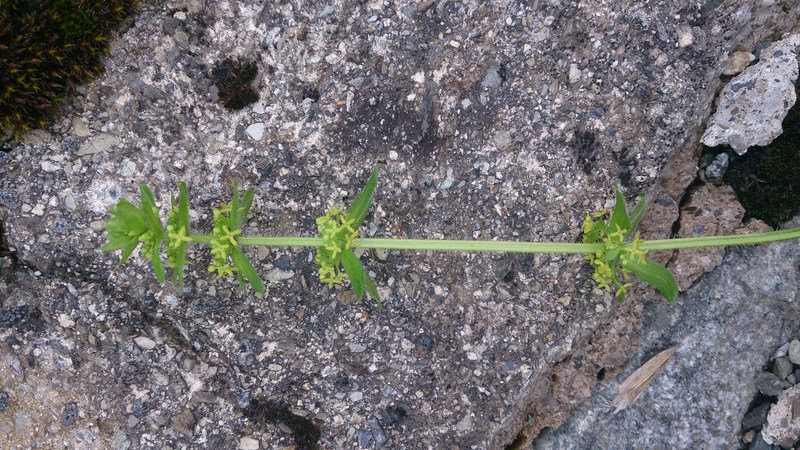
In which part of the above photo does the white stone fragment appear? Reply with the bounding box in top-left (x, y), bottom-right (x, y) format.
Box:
top-left (41, 161), bottom-right (61, 173)
top-left (762, 384), bottom-right (800, 448)
top-left (134, 336), bottom-right (157, 350)
top-left (245, 123), bottom-right (265, 140)
top-left (701, 33), bottom-right (800, 154)
top-left (58, 314), bottom-right (75, 328)
top-left (568, 64), bottom-right (581, 83)
top-left (677, 25), bottom-right (694, 47)
top-left (238, 437), bottom-right (259, 450)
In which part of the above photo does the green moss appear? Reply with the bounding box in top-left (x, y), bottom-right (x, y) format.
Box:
top-left (211, 58), bottom-right (259, 110)
top-left (724, 81), bottom-right (800, 228)
top-left (0, 0), bottom-right (139, 137)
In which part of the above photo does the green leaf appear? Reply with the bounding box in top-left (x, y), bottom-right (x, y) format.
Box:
top-left (118, 240), bottom-right (140, 265)
top-left (346, 168), bottom-right (379, 229)
top-left (151, 244), bottom-right (166, 282)
top-left (624, 257), bottom-right (678, 302)
top-left (625, 192), bottom-right (647, 240)
top-left (108, 199), bottom-right (146, 231)
top-left (239, 187), bottom-right (255, 228)
top-left (230, 181), bottom-right (240, 229)
top-left (139, 184), bottom-right (165, 280)
top-left (340, 249), bottom-right (366, 300)
top-left (172, 182), bottom-right (191, 288)
top-left (231, 247), bottom-right (265, 294)
top-left (608, 187), bottom-right (630, 236)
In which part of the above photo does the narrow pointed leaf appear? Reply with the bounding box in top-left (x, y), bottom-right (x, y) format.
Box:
top-left (118, 240), bottom-right (139, 265)
top-left (239, 187), bottom-right (255, 227)
top-left (340, 249), bottom-right (366, 300)
top-left (609, 187), bottom-right (630, 235)
top-left (346, 168), bottom-right (379, 229)
top-left (624, 258), bottom-right (678, 302)
top-left (231, 248), bottom-right (265, 294)
top-left (151, 245), bottom-right (166, 282)
top-left (230, 181), bottom-right (240, 229)
top-left (172, 182), bottom-right (191, 288)
top-left (625, 193), bottom-right (647, 240)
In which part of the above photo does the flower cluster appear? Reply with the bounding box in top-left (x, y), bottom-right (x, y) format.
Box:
top-left (581, 189), bottom-right (653, 301)
top-left (315, 206), bottom-right (358, 287)
top-left (209, 201), bottom-right (241, 278)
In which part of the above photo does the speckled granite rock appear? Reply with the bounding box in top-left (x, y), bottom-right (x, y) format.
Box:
top-left (702, 33), bottom-right (800, 154)
top-left (1, 1), bottom-right (799, 449)
top-left (533, 216), bottom-right (800, 450)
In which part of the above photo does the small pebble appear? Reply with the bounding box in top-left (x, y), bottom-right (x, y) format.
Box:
top-left (349, 391), bottom-right (363, 402)
top-left (246, 123), bottom-right (265, 140)
top-left (0, 391), bottom-right (9, 413)
top-left (772, 357), bottom-right (793, 380)
top-left (60, 402), bottom-right (79, 427)
top-left (754, 371), bottom-right (785, 396)
top-left (239, 436), bottom-right (259, 450)
top-left (787, 340), bottom-right (800, 365)
top-left (58, 314), bottom-right (75, 328)
top-left (134, 336), bottom-right (156, 350)
top-left (741, 402), bottom-right (771, 430)
top-left (704, 153), bottom-right (729, 179)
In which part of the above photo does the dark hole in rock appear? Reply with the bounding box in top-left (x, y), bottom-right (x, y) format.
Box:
top-left (504, 430), bottom-right (527, 450)
top-left (596, 367), bottom-right (606, 381)
top-left (243, 398), bottom-right (320, 450)
top-left (211, 58), bottom-right (259, 110)
top-left (381, 404), bottom-right (407, 427)
top-left (702, 80), bottom-right (800, 228)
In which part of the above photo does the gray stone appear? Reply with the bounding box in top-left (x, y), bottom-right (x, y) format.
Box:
top-left (173, 30), bottom-right (189, 49)
top-left (704, 153), bottom-right (729, 179)
top-left (72, 118), bottom-right (91, 137)
top-left (722, 51), bottom-right (755, 76)
top-left (788, 339), bottom-right (800, 365)
top-left (77, 133), bottom-right (119, 155)
top-left (772, 357), bottom-right (794, 380)
top-left (702, 34), bottom-right (800, 154)
top-left (493, 130), bottom-right (513, 151)
top-left (742, 402), bottom-right (772, 431)
top-left (369, 416), bottom-right (389, 448)
top-left (111, 430), bottom-right (131, 450)
top-left (482, 65), bottom-right (503, 89)
top-left (129, 79), bottom-right (165, 101)
top-left (0, 391), bottom-right (9, 413)
top-left (60, 403), bottom-right (78, 427)
top-left (134, 336), bottom-right (156, 350)
top-left (755, 372), bottom-right (786, 397)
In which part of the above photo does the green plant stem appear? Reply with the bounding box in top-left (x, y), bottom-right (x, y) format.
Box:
top-left (639, 227), bottom-right (800, 250)
top-left (189, 227), bottom-right (800, 253)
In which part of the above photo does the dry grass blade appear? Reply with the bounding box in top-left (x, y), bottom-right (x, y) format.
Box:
top-left (611, 346), bottom-right (678, 413)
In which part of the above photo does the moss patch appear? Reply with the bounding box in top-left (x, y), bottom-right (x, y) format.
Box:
top-left (0, 0), bottom-right (139, 137)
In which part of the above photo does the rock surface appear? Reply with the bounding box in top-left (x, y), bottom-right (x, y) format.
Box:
top-left (701, 33), bottom-right (800, 154)
top-left (0, 1), bottom-right (798, 449)
top-left (533, 216), bottom-right (800, 449)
